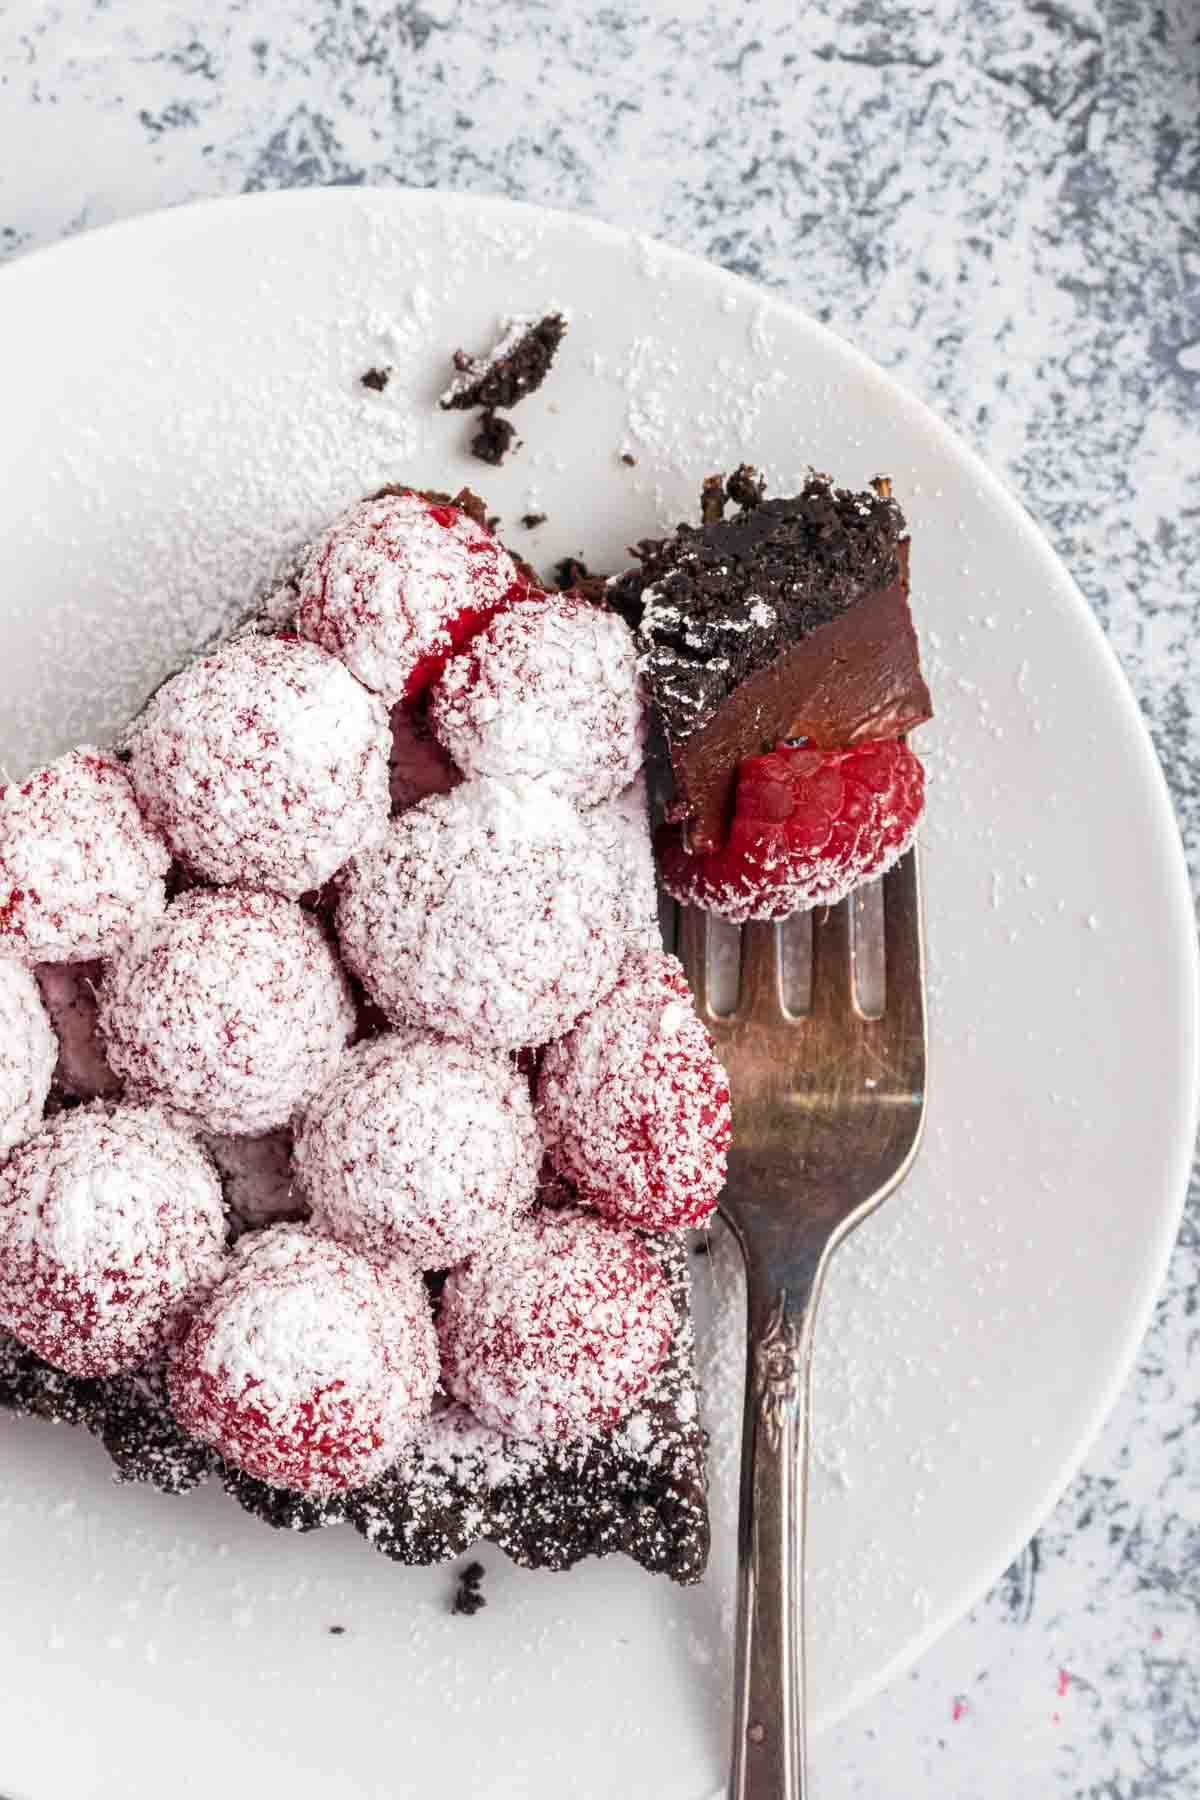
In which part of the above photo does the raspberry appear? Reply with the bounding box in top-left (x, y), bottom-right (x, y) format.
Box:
top-left (0, 961), bottom-right (55, 1158)
top-left (33, 961), bottom-right (121, 1101)
top-left (0, 748), bottom-right (169, 964)
top-left (295, 491), bottom-right (523, 705)
top-left (438, 1208), bottom-right (675, 1441)
top-left (658, 738), bottom-right (925, 922)
top-left (0, 1103), bottom-right (226, 1378)
top-left (335, 779), bottom-right (626, 1052)
top-left (387, 702), bottom-right (462, 813)
top-left (126, 635), bottom-right (391, 898)
top-left (294, 1032), bottom-right (539, 1270)
top-left (428, 592), bottom-right (645, 805)
top-left (538, 948), bottom-right (730, 1230)
top-left (98, 888), bottom-right (354, 1136)
top-left (169, 1224), bottom-right (437, 1495)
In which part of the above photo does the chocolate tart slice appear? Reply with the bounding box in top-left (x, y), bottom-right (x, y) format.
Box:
top-left (0, 1229), bottom-right (709, 1584)
top-left (614, 471), bottom-right (932, 853)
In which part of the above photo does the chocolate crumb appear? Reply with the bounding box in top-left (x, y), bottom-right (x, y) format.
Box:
top-left (521, 512), bottom-right (548, 530)
top-left (360, 367), bottom-right (391, 392)
top-left (486, 514), bottom-right (501, 533)
top-left (725, 463), bottom-right (766, 510)
top-left (700, 474), bottom-right (727, 525)
top-left (452, 1560), bottom-right (488, 1616)
top-left (620, 452), bottom-right (638, 467)
top-left (552, 555), bottom-right (591, 590)
top-left (328, 1625), bottom-right (346, 1636)
top-left (441, 313), bottom-right (567, 412)
top-left (471, 410), bottom-right (517, 467)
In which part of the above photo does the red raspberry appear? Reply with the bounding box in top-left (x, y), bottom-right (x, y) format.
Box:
top-left (98, 888), bottom-right (355, 1136)
top-left (0, 748), bottom-right (169, 964)
top-left (295, 491), bottom-right (525, 705)
top-left (428, 591), bottom-right (646, 805)
top-left (294, 1032), bottom-right (540, 1270)
top-left (658, 739), bottom-right (925, 922)
top-left (538, 949), bottom-right (730, 1230)
top-left (169, 1225), bottom-right (437, 1496)
top-left (438, 1208), bottom-right (675, 1441)
top-left (125, 635), bottom-right (391, 899)
top-left (335, 780), bottom-right (626, 1053)
top-left (0, 1103), bottom-right (227, 1378)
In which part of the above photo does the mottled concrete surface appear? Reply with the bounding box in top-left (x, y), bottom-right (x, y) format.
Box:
top-left (1, 3), bottom-right (1197, 1794)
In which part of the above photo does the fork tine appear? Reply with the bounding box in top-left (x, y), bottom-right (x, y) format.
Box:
top-left (882, 849), bottom-right (923, 1002)
top-left (808, 896), bottom-right (855, 1021)
top-left (676, 904), bottom-right (714, 1020)
top-left (737, 921), bottom-right (782, 1021)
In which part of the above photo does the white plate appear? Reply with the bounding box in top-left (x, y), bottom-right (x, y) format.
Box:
top-left (0, 190), bottom-right (1194, 1800)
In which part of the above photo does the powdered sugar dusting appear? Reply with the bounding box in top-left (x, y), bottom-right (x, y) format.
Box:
top-left (0, 960), bottom-right (55, 1156)
top-left (0, 1102), bottom-right (226, 1378)
top-left (335, 779), bottom-right (627, 1051)
top-left (126, 635), bottom-right (391, 899)
top-left (428, 591), bottom-right (646, 805)
top-left (294, 1031), bottom-right (539, 1270)
top-left (169, 1224), bottom-right (437, 1496)
top-left (438, 1207), bottom-right (676, 1441)
top-left (0, 749), bottom-right (169, 964)
top-left (99, 887), bottom-right (355, 1135)
top-left (538, 948), bottom-right (730, 1231)
top-left (581, 775), bottom-right (661, 950)
top-left (295, 491), bottom-right (520, 706)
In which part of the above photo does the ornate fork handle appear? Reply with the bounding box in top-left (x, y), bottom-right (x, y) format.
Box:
top-left (729, 1272), bottom-right (821, 1800)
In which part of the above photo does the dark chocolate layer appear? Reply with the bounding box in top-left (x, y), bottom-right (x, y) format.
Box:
top-left (616, 473), bottom-right (907, 743)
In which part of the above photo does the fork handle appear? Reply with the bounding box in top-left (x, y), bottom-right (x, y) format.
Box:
top-left (729, 1274), bottom-right (819, 1800)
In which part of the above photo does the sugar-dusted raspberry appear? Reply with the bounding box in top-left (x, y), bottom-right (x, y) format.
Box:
top-left (98, 888), bottom-right (355, 1135)
top-left (34, 961), bottom-right (121, 1101)
top-left (659, 738), bottom-right (925, 922)
top-left (0, 748), bottom-right (169, 964)
top-left (0, 961), bottom-right (55, 1158)
top-left (0, 1102), bottom-right (226, 1378)
top-left (335, 780), bottom-right (626, 1052)
top-left (387, 702), bottom-right (462, 813)
top-left (126, 635), bottom-right (390, 898)
top-left (428, 592), bottom-right (645, 805)
top-left (582, 776), bottom-right (660, 950)
top-left (295, 1032), bottom-right (539, 1270)
top-left (169, 1224), bottom-right (437, 1495)
top-left (295, 490), bottom-right (523, 705)
top-left (438, 1208), bottom-right (675, 1441)
top-left (538, 948), bottom-right (730, 1230)
top-left (204, 1130), bottom-right (304, 1239)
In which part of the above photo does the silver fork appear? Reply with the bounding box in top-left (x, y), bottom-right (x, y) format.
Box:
top-left (675, 850), bottom-right (927, 1800)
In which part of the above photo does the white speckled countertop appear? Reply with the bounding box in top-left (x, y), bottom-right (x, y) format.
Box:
top-left (1, 3), bottom-right (1197, 1795)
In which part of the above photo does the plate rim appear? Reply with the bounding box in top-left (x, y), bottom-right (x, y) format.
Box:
top-left (2, 184), bottom-right (1197, 1734)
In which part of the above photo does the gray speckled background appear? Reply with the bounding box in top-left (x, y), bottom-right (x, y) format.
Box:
top-left (1, 2), bottom-right (1197, 1794)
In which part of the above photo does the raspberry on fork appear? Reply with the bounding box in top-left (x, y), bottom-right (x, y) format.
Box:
top-left (657, 738), bottom-right (925, 923)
